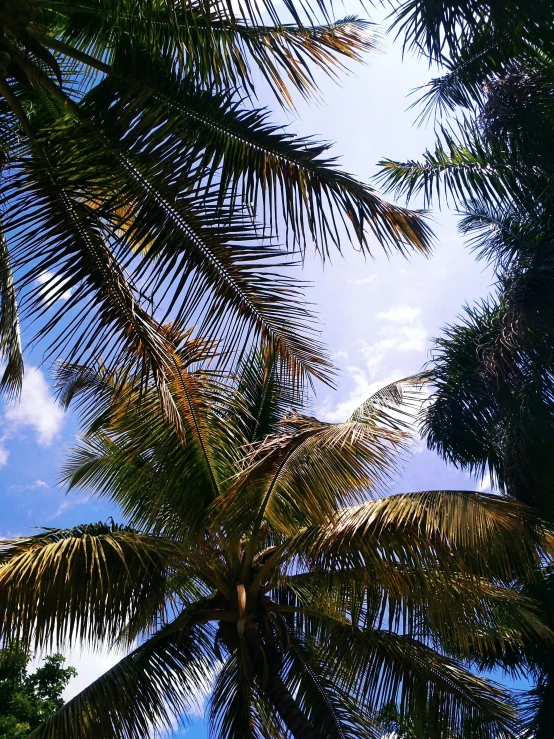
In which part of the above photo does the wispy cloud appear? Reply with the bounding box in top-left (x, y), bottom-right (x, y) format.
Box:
top-left (48, 494), bottom-right (91, 521)
top-left (348, 274), bottom-right (376, 285)
top-left (360, 305), bottom-right (427, 370)
top-left (0, 436), bottom-right (8, 468)
top-left (378, 305), bottom-right (421, 323)
top-left (319, 366), bottom-right (401, 423)
top-left (8, 479), bottom-right (50, 492)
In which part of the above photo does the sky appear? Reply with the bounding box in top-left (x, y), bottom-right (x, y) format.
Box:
top-left (0, 4), bottom-right (522, 736)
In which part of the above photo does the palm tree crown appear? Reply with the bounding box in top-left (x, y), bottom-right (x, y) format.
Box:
top-left (0, 346), bottom-right (550, 738)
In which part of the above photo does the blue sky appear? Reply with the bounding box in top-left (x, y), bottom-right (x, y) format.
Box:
top-left (0, 5), bottom-right (524, 736)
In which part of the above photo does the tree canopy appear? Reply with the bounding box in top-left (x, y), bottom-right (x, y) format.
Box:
top-left (0, 644), bottom-right (76, 738)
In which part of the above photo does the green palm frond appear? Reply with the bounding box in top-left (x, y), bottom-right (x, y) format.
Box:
top-left (376, 125), bottom-right (516, 210)
top-left (5, 106), bottom-right (331, 389)
top-left (348, 372), bottom-right (430, 430)
top-left (0, 523), bottom-right (183, 651)
top-left (284, 491), bottom-right (544, 582)
top-left (220, 407), bottom-right (407, 551)
top-left (59, 367), bottom-right (225, 536)
top-left (209, 651), bottom-right (257, 739)
top-left (81, 70), bottom-right (431, 257)
top-left (6, 360), bottom-right (550, 737)
top-left (172, 16), bottom-right (380, 105)
top-left (276, 561), bottom-right (552, 666)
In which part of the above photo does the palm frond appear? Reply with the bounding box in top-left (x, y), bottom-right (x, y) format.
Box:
top-left (173, 16), bottom-right (380, 106)
top-left (219, 408), bottom-right (407, 546)
top-left (29, 617), bottom-right (216, 739)
top-left (0, 522), bottom-right (183, 651)
top-left (348, 372), bottom-right (430, 431)
top-left (0, 225), bottom-right (23, 398)
top-left (209, 651), bottom-right (257, 739)
top-left (283, 635), bottom-right (380, 739)
top-left (322, 623), bottom-right (518, 739)
top-left (83, 70), bottom-right (432, 258)
top-left (389, 0), bottom-right (554, 63)
top-left (284, 491), bottom-right (545, 583)
top-left (376, 124), bottom-right (515, 210)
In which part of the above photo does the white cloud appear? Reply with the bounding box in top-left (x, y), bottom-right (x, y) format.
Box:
top-left (332, 349), bottom-right (349, 361)
top-left (478, 473), bottom-right (491, 492)
top-left (318, 305), bottom-right (431, 430)
top-left (8, 479), bottom-right (50, 492)
top-left (0, 434), bottom-right (8, 467)
top-left (358, 304), bottom-right (427, 370)
top-left (377, 305), bottom-right (421, 324)
top-left (48, 494), bottom-right (90, 520)
top-left (319, 366), bottom-right (401, 423)
top-left (348, 274), bottom-right (376, 285)
top-left (3, 367), bottom-right (65, 446)
top-left (37, 271), bottom-right (72, 302)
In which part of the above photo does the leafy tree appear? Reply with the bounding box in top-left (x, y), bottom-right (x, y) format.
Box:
top-left (0, 346), bottom-right (550, 738)
top-left (0, 0), bottom-right (432, 408)
top-left (0, 644), bottom-right (76, 738)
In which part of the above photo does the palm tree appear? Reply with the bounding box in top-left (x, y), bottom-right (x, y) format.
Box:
top-left (386, 0), bottom-right (554, 123)
top-left (0, 0), bottom-right (433, 406)
top-left (0, 345), bottom-right (550, 738)
top-left (374, 36), bottom-right (554, 735)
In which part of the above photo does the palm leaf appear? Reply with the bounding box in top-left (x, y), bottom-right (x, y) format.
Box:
top-left (284, 491), bottom-right (545, 583)
top-left (29, 616), bottom-right (216, 739)
top-left (321, 623), bottom-right (518, 739)
top-left (0, 225), bottom-right (23, 397)
top-left (0, 522), bottom-right (183, 651)
top-left (83, 70), bottom-right (432, 257)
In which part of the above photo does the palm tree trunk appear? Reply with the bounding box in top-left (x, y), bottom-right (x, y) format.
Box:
top-left (266, 671), bottom-right (318, 739)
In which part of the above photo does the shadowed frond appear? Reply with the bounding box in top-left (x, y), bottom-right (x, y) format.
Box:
top-left (388, 0), bottom-right (554, 64)
top-left (82, 70), bottom-right (432, 258)
top-left (376, 125), bottom-right (516, 210)
top-left (176, 16), bottom-right (380, 105)
top-left (282, 635), bottom-right (380, 739)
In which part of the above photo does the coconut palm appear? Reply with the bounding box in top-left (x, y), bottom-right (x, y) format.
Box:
top-left (0, 0), bottom-right (433, 406)
top-left (0, 343), bottom-right (550, 738)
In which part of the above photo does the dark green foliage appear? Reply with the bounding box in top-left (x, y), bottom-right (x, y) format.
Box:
top-left (0, 645), bottom-right (76, 738)
top-left (380, 5), bottom-right (554, 735)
